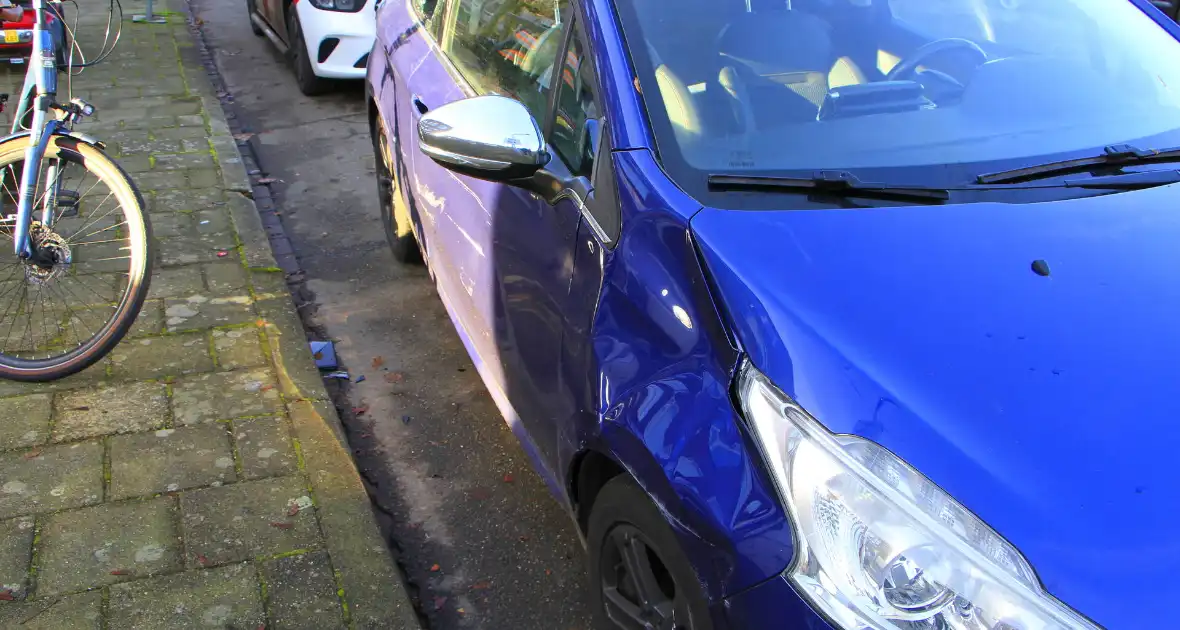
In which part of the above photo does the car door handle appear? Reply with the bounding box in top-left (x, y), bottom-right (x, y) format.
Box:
top-left (411, 94), bottom-right (429, 117)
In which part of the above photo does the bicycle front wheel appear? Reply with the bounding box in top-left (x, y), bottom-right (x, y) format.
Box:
top-left (0, 133), bottom-right (152, 381)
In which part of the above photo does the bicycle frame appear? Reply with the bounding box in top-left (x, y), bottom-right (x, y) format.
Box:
top-left (9, 0), bottom-right (64, 258)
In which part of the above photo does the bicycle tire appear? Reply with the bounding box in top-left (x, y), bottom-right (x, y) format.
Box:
top-left (0, 133), bottom-right (152, 382)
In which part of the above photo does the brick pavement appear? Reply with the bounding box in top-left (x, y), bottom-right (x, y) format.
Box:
top-left (0, 2), bottom-right (418, 627)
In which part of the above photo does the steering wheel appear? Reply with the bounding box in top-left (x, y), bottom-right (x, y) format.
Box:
top-left (885, 38), bottom-right (989, 82)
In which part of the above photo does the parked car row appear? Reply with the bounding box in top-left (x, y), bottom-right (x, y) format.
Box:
top-left (254, 0), bottom-right (1180, 628)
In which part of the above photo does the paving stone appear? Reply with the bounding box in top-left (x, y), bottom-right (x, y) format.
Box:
top-left (0, 590), bottom-right (103, 629)
top-left (262, 551), bottom-right (345, 630)
top-left (181, 476), bottom-right (320, 567)
top-left (136, 169), bottom-right (187, 191)
top-left (154, 152), bottom-right (215, 171)
top-left (37, 497), bottom-right (181, 595)
top-left (53, 381), bottom-right (169, 441)
top-left (115, 136), bottom-right (182, 156)
top-left (165, 294), bottom-right (255, 332)
top-left (108, 562), bottom-right (264, 630)
top-left (177, 115), bottom-right (206, 128)
top-left (195, 208), bottom-right (233, 235)
top-left (204, 262), bottom-right (249, 295)
top-left (158, 237), bottom-right (226, 267)
top-left (212, 326), bottom-right (267, 370)
top-left (0, 441), bottom-right (103, 518)
top-left (172, 368), bottom-right (282, 425)
top-left (152, 188), bottom-right (226, 213)
top-left (154, 126), bottom-right (210, 141)
top-left (250, 269), bottom-right (289, 298)
top-left (181, 138), bottom-right (210, 153)
top-left (147, 211), bottom-right (194, 238)
top-left (0, 394), bottom-right (52, 451)
top-left (127, 299), bottom-right (165, 337)
top-left (0, 516), bottom-right (35, 598)
top-left (111, 332), bottom-right (215, 379)
top-left (148, 265), bottom-right (205, 299)
top-left (110, 425), bottom-right (236, 500)
top-left (0, 359), bottom-right (109, 398)
top-left (233, 417), bottom-right (297, 480)
top-left (189, 168), bottom-right (220, 190)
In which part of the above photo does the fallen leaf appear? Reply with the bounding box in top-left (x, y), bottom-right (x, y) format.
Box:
top-left (110, 569), bottom-right (130, 576)
top-left (471, 580), bottom-right (492, 590)
top-left (23, 447), bottom-right (42, 459)
top-left (545, 569), bottom-right (552, 576)
top-left (457, 608), bottom-right (466, 615)
top-left (287, 503), bottom-right (300, 516)
top-left (233, 132), bottom-right (255, 141)
top-left (257, 177), bottom-right (280, 184)
top-left (313, 352), bottom-right (323, 360)
top-left (433, 596), bottom-right (448, 611)
top-left (384, 372), bottom-right (405, 383)
top-left (352, 405), bottom-right (369, 416)
top-left (503, 473), bottom-right (513, 483)
top-left (469, 487), bottom-right (492, 501)
top-left (430, 564), bottom-right (440, 572)
top-left (260, 384), bottom-right (274, 392)
top-left (269, 522), bottom-right (293, 530)
top-left (371, 356), bottom-right (384, 368)
top-left (197, 554), bottom-right (210, 566)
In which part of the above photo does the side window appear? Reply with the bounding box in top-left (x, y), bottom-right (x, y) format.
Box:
top-left (441, 0), bottom-right (570, 122)
top-left (411, 0), bottom-right (441, 37)
top-left (549, 28), bottom-right (599, 178)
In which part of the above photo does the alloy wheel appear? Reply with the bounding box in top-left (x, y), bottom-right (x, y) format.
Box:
top-left (599, 525), bottom-right (692, 630)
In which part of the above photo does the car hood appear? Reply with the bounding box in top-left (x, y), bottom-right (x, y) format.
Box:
top-left (691, 185), bottom-right (1180, 629)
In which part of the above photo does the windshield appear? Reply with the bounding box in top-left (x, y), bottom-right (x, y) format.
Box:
top-left (615, 0), bottom-right (1180, 194)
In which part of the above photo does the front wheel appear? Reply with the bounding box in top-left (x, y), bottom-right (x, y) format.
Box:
top-left (0, 134), bottom-right (152, 382)
top-left (372, 116), bottom-right (420, 264)
top-left (246, 0), bottom-right (264, 36)
top-left (287, 9), bottom-right (330, 96)
top-left (588, 477), bottom-right (713, 630)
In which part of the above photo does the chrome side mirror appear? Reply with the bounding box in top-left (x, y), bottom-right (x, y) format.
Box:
top-left (417, 95), bottom-right (550, 181)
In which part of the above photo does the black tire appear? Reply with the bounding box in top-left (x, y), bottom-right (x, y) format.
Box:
top-left (372, 115), bottom-right (421, 264)
top-left (246, 0), bottom-right (264, 36)
top-left (287, 10), bottom-right (330, 96)
top-left (0, 134), bottom-right (152, 382)
top-left (588, 476), bottom-right (713, 630)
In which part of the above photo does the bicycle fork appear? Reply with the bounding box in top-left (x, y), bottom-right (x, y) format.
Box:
top-left (13, 26), bottom-right (58, 259)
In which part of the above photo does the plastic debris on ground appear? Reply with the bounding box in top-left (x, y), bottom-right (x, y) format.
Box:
top-left (310, 340), bottom-right (337, 369)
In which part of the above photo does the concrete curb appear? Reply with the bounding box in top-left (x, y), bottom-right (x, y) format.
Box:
top-left (168, 1), bottom-right (423, 627)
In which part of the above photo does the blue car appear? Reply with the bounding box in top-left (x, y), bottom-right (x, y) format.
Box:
top-left (366, 0), bottom-right (1180, 627)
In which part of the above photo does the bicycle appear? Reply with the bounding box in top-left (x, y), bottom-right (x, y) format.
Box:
top-left (0, 0), bottom-right (152, 381)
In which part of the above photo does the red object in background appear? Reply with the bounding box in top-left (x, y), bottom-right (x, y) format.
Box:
top-left (0, 9), bottom-right (55, 63)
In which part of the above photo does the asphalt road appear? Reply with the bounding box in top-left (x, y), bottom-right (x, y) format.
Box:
top-left (188, 1), bottom-right (594, 627)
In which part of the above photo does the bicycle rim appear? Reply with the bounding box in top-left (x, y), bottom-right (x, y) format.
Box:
top-left (0, 134), bottom-right (151, 381)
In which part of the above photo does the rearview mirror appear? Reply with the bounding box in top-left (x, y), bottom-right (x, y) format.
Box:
top-left (417, 95), bottom-right (550, 181)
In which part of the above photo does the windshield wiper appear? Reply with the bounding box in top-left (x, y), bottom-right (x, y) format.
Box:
top-left (1059, 169), bottom-right (1180, 190)
top-left (977, 144), bottom-right (1180, 184)
top-left (708, 171), bottom-right (951, 202)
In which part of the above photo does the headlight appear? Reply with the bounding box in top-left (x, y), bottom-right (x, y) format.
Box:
top-left (736, 361), bottom-right (1100, 630)
top-left (307, 0), bottom-right (360, 12)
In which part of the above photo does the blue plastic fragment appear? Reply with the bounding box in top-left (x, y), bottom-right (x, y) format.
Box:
top-left (355, 375), bottom-right (366, 383)
top-left (310, 341), bottom-right (337, 370)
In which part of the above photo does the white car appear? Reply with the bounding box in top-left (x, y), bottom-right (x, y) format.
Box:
top-left (246, 0), bottom-right (376, 95)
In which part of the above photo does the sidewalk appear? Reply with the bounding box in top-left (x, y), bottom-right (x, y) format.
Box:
top-left (0, 2), bottom-right (418, 627)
